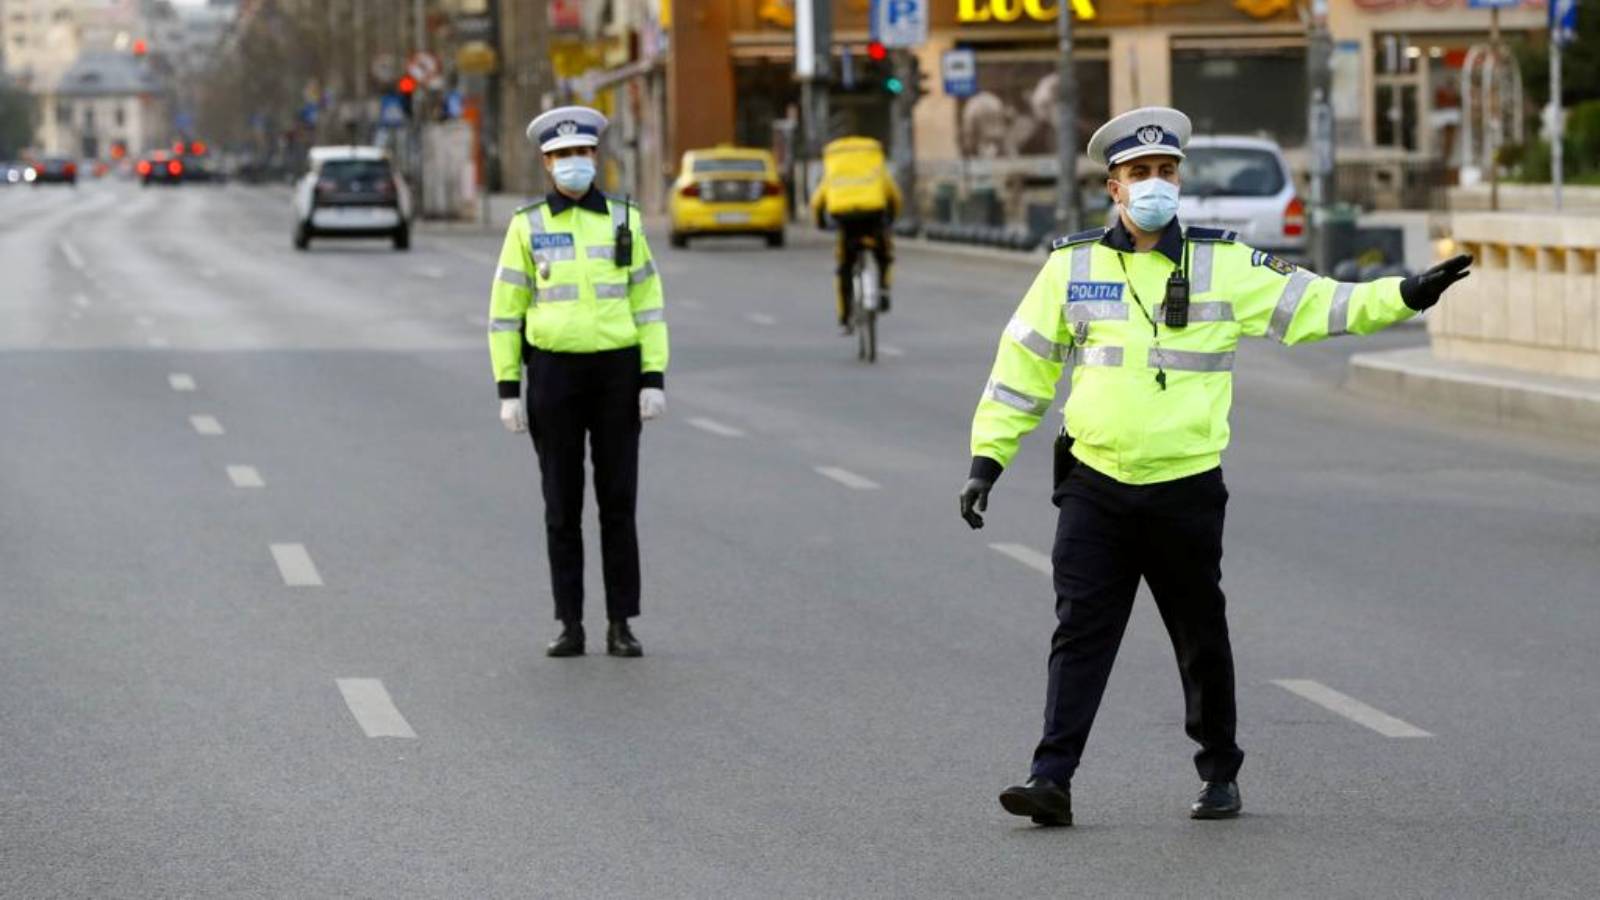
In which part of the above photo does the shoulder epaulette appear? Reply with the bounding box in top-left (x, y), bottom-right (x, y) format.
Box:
top-left (1051, 227), bottom-right (1107, 251)
top-left (1185, 226), bottom-right (1238, 243)
top-left (513, 199), bottom-right (547, 215)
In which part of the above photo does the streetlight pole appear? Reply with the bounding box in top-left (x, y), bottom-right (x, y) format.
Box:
top-left (1055, 0), bottom-right (1079, 236)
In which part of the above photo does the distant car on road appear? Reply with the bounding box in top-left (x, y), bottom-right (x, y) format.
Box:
top-left (1178, 136), bottom-right (1306, 263)
top-left (668, 146), bottom-right (787, 249)
top-left (292, 146), bottom-right (412, 251)
top-left (29, 157), bottom-right (78, 186)
top-left (137, 150), bottom-right (184, 186)
top-left (1, 161), bottom-right (27, 185)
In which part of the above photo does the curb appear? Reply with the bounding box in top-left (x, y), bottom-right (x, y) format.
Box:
top-left (1346, 346), bottom-right (1600, 440)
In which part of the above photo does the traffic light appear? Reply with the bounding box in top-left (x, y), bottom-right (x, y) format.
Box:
top-left (397, 76), bottom-right (417, 116)
top-left (866, 41), bottom-right (887, 63)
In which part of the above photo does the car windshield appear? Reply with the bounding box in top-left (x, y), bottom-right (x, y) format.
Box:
top-left (1182, 148), bottom-right (1285, 198)
top-left (691, 157), bottom-right (767, 175)
top-left (321, 160), bottom-right (391, 181)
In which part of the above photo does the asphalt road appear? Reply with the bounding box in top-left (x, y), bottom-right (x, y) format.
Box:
top-left (3, 181), bottom-right (1598, 899)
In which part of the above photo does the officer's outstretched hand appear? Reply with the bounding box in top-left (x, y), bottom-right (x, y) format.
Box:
top-left (500, 398), bottom-right (528, 433)
top-left (1400, 254), bottom-right (1473, 311)
top-left (639, 388), bottom-right (666, 422)
top-left (959, 478), bottom-right (993, 530)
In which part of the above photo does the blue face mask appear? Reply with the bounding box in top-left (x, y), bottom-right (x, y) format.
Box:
top-left (1119, 177), bottom-right (1180, 232)
top-left (551, 155), bottom-right (596, 194)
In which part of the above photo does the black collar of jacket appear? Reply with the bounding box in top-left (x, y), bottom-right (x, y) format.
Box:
top-left (545, 187), bottom-right (609, 216)
top-left (1102, 217), bottom-right (1185, 266)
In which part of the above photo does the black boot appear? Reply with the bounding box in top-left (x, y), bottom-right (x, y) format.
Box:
top-left (546, 621), bottom-right (585, 658)
top-left (606, 620), bottom-right (642, 658)
top-left (878, 288), bottom-right (891, 314)
top-left (1190, 781), bottom-right (1241, 819)
top-left (998, 776), bottom-right (1072, 827)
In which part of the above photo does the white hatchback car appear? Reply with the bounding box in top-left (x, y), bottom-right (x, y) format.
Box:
top-left (292, 146), bottom-right (413, 251)
top-left (1179, 136), bottom-right (1305, 262)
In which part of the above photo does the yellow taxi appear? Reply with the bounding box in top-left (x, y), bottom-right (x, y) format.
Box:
top-left (668, 146), bottom-right (787, 248)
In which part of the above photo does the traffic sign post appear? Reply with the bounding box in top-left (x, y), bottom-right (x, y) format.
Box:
top-left (941, 48), bottom-right (977, 98)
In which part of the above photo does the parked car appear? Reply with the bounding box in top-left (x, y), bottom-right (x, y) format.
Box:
top-left (292, 146), bottom-right (412, 251)
top-left (137, 150), bottom-right (185, 186)
top-left (1, 161), bottom-right (27, 185)
top-left (1177, 136), bottom-right (1306, 262)
top-left (29, 157), bottom-right (78, 186)
top-left (668, 146), bottom-right (787, 248)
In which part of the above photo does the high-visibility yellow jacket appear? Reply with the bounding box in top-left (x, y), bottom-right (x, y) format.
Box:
top-left (810, 136), bottom-right (902, 220)
top-left (969, 221), bottom-right (1415, 486)
top-left (488, 191), bottom-right (668, 398)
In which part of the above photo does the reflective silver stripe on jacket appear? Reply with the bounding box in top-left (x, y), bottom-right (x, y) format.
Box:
top-left (630, 260), bottom-right (657, 284)
top-left (1005, 316), bottom-right (1068, 362)
top-left (1077, 346), bottom-right (1124, 367)
top-left (586, 245), bottom-right (615, 260)
top-left (489, 317), bottom-right (524, 332)
top-left (1156, 300), bottom-right (1234, 322)
top-left (1150, 348), bottom-right (1234, 372)
top-left (1189, 241), bottom-right (1215, 294)
top-left (985, 379), bottom-right (1051, 417)
top-left (593, 283), bottom-right (628, 299)
top-left (535, 244), bottom-right (576, 262)
top-left (1066, 300), bottom-right (1129, 323)
top-left (1328, 282), bottom-right (1355, 336)
top-left (1266, 270), bottom-right (1316, 342)
top-left (633, 308), bottom-right (666, 325)
top-left (497, 266), bottom-right (531, 289)
top-left (525, 206), bottom-right (546, 235)
top-left (539, 284), bottom-right (579, 302)
top-left (609, 198), bottom-right (629, 232)
top-left (1070, 243), bottom-right (1093, 282)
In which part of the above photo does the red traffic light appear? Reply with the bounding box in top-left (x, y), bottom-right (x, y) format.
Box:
top-left (397, 76), bottom-right (417, 95)
top-left (191, 141), bottom-right (207, 156)
top-left (866, 41), bottom-right (887, 62)
top-left (132, 39), bottom-right (147, 56)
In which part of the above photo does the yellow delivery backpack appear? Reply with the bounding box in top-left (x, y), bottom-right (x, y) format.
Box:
top-left (820, 137), bottom-right (891, 216)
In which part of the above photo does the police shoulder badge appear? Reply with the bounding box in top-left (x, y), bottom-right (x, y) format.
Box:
top-left (1251, 250), bottom-right (1297, 277)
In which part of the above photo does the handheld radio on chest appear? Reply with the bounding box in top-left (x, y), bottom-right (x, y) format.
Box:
top-left (1164, 241), bottom-right (1191, 329)
top-left (614, 195), bottom-right (634, 267)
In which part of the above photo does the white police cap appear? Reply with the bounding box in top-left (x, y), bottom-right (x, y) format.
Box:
top-left (1087, 107), bottom-right (1192, 169)
top-left (526, 105), bottom-right (608, 153)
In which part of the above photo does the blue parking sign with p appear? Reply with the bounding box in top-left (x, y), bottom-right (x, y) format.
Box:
top-left (871, 0), bottom-right (927, 49)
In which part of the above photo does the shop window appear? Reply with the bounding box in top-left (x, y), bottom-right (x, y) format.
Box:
top-left (1172, 47), bottom-right (1307, 147)
top-left (959, 50), bottom-right (1110, 160)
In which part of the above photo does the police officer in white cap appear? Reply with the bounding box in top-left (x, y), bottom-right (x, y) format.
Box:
top-left (487, 105), bottom-right (669, 658)
top-left (960, 106), bottom-right (1471, 825)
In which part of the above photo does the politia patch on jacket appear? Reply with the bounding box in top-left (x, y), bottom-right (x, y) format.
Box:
top-left (532, 233), bottom-right (575, 250)
top-left (1067, 282), bottom-right (1125, 302)
top-left (1251, 250), bottom-right (1296, 277)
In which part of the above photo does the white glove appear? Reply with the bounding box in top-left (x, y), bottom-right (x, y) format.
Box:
top-left (639, 388), bottom-right (666, 421)
top-left (500, 398), bottom-right (528, 433)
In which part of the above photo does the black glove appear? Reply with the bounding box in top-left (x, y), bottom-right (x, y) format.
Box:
top-left (959, 478), bottom-right (993, 530)
top-left (1400, 254), bottom-right (1473, 311)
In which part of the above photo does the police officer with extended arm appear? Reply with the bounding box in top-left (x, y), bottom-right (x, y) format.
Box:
top-left (488, 105), bottom-right (669, 658)
top-left (958, 107), bottom-right (1471, 826)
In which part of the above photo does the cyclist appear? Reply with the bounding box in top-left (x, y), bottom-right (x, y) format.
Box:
top-left (810, 136), bottom-right (901, 334)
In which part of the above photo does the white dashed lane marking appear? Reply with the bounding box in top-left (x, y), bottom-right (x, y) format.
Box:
top-left (189, 415), bottom-right (224, 436)
top-left (989, 542), bottom-right (1053, 575)
top-left (745, 312), bottom-right (777, 326)
top-left (270, 543), bottom-right (323, 586)
top-left (879, 345), bottom-right (905, 357)
top-left (1272, 679), bottom-right (1433, 739)
top-left (814, 466), bottom-right (880, 491)
top-left (59, 239), bottom-right (86, 271)
top-left (687, 417), bottom-right (745, 438)
top-left (71, 294), bottom-right (91, 308)
top-left (227, 465), bottom-right (265, 488)
top-left (168, 373), bottom-right (196, 391)
top-left (335, 679), bottom-right (417, 739)
top-left (147, 337), bottom-right (170, 348)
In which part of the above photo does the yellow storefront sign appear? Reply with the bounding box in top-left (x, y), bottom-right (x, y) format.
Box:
top-left (957, 0), bottom-right (1097, 22)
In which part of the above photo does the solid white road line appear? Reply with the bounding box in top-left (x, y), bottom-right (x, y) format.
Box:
top-left (168, 373), bottom-right (196, 391)
top-left (814, 466), bottom-right (880, 491)
top-left (989, 542), bottom-right (1053, 576)
top-left (227, 465), bottom-right (264, 488)
top-left (1272, 679), bottom-right (1433, 738)
top-left (745, 312), bottom-right (777, 326)
top-left (687, 417), bottom-right (746, 438)
top-left (879, 345), bottom-right (906, 357)
top-left (335, 678), bottom-right (417, 739)
top-left (189, 415), bottom-right (224, 435)
top-left (59, 239), bottom-right (86, 271)
top-left (270, 543), bottom-right (323, 587)
top-left (415, 265), bottom-right (446, 279)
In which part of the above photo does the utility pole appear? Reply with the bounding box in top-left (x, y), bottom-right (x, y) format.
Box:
top-left (1054, 0), bottom-right (1079, 235)
top-left (1550, 3), bottom-right (1567, 212)
top-left (795, 0), bottom-right (831, 207)
top-left (891, 50), bottom-right (918, 232)
top-left (1489, 6), bottom-right (1502, 212)
top-left (485, 0), bottom-right (502, 193)
top-left (1307, 0), bottom-right (1335, 273)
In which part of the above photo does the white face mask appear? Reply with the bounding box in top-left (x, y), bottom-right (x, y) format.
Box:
top-left (1117, 177), bottom-right (1180, 231)
top-left (551, 155), bottom-right (596, 193)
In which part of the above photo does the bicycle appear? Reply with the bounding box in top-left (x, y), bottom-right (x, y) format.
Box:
top-left (849, 234), bottom-right (881, 364)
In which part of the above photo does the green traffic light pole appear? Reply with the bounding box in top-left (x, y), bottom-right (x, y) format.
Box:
top-left (890, 49), bottom-right (919, 234)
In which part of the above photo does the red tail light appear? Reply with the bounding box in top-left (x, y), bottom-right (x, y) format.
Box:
top-left (64, 162), bottom-right (77, 176)
top-left (167, 160), bottom-right (183, 176)
top-left (136, 160), bottom-right (152, 176)
top-left (680, 182), bottom-right (700, 198)
top-left (316, 178), bottom-right (337, 196)
top-left (762, 181), bottom-right (782, 197)
top-left (1283, 196), bottom-right (1306, 238)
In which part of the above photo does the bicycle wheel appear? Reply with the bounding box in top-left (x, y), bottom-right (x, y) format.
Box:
top-left (857, 256), bottom-right (879, 364)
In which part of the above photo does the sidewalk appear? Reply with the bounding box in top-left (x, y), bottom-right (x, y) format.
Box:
top-left (1347, 347), bottom-right (1600, 440)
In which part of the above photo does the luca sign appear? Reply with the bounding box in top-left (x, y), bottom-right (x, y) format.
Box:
top-left (957, 0), bottom-right (1097, 22)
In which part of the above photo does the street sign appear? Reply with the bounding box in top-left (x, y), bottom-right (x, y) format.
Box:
top-left (941, 48), bottom-right (977, 98)
top-left (1466, 0), bottom-right (1520, 7)
top-left (371, 54), bottom-right (397, 83)
top-left (406, 52), bottom-right (442, 89)
top-left (457, 42), bottom-right (498, 75)
top-left (871, 0), bottom-right (928, 49)
top-left (378, 93), bottom-right (407, 128)
top-left (1551, 0), bottom-right (1578, 47)
top-left (454, 14), bottom-right (492, 40)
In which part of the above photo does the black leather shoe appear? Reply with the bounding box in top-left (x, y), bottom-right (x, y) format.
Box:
top-left (546, 622), bottom-right (585, 658)
top-left (606, 621), bottom-right (642, 658)
top-left (998, 777), bottom-right (1072, 827)
top-left (878, 290), bottom-right (891, 314)
top-left (1190, 781), bottom-right (1241, 819)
